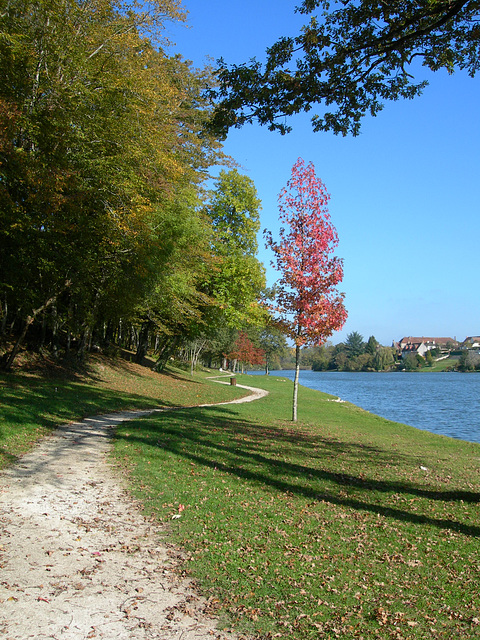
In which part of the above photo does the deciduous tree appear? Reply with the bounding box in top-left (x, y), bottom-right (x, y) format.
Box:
top-left (266, 158), bottom-right (347, 421)
top-left (0, 0), bottom-right (223, 368)
top-left (373, 346), bottom-right (395, 371)
top-left (204, 170), bottom-right (266, 328)
top-left (258, 326), bottom-right (288, 374)
top-left (458, 350), bottom-right (480, 371)
top-left (228, 331), bottom-right (265, 373)
top-left (210, 0), bottom-right (480, 137)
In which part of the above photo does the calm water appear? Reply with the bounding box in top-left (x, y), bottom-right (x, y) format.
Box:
top-left (248, 370), bottom-right (480, 444)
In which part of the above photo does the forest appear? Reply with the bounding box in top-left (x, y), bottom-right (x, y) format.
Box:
top-left (0, 0), bottom-right (270, 372)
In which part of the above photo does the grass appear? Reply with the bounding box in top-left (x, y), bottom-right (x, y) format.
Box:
top-left (2, 357), bottom-right (479, 639)
top-left (421, 357), bottom-right (460, 372)
top-left (112, 372), bottom-right (480, 640)
top-left (0, 354), bottom-right (246, 468)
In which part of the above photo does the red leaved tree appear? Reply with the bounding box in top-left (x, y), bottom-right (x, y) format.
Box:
top-left (265, 158), bottom-right (347, 421)
top-left (228, 331), bottom-right (265, 373)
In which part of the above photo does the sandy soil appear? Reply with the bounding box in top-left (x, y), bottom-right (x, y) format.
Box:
top-left (0, 382), bottom-right (267, 640)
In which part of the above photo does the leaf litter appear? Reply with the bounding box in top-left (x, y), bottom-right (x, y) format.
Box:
top-left (0, 406), bottom-right (256, 639)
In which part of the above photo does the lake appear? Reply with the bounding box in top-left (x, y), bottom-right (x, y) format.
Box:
top-left (248, 370), bottom-right (480, 444)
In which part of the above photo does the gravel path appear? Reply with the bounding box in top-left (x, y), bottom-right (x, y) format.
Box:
top-left (0, 382), bottom-right (268, 640)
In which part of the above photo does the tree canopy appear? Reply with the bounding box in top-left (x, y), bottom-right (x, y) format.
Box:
top-left (345, 331), bottom-right (365, 358)
top-left (0, 0), bottom-right (262, 369)
top-left (266, 159), bottom-right (347, 351)
top-left (203, 169), bottom-right (266, 328)
top-left (210, 0), bottom-right (480, 136)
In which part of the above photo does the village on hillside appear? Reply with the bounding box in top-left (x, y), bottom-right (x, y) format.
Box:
top-left (275, 334), bottom-right (480, 373)
top-left (394, 336), bottom-right (480, 358)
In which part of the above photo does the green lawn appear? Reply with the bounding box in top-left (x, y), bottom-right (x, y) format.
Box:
top-left (422, 357), bottom-right (460, 372)
top-left (2, 359), bottom-right (479, 639)
top-left (113, 372), bottom-right (480, 640)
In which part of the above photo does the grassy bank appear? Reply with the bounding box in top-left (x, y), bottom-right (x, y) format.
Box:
top-left (0, 355), bottom-right (246, 468)
top-left (112, 372), bottom-right (480, 640)
top-left (420, 357), bottom-right (460, 372)
top-left (2, 359), bottom-right (479, 638)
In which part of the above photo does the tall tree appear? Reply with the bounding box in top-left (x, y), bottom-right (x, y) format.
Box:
top-left (258, 326), bottom-right (288, 374)
top-left (365, 335), bottom-right (379, 356)
top-left (129, 187), bottom-right (216, 366)
top-left (206, 169), bottom-right (262, 256)
top-left (0, 0), bottom-right (223, 367)
top-left (210, 0), bottom-right (480, 137)
top-left (266, 158), bottom-right (347, 421)
top-left (204, 170), bottom-right (266, 328)
top-left (345, 331), bottom-right (365, 358)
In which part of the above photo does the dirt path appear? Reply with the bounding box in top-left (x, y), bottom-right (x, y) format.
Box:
top-left (0, 382), bottom-right (268, 640)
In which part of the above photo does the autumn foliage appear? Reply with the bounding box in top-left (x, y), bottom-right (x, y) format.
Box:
top-left (266, 158), bottom-right (347, 419)
top-left (0, 0), bottom-right (264, 370)
top-left (266, 158), bottom-right (347, 347)
top-left (227, 331), bottom-right (265, 370)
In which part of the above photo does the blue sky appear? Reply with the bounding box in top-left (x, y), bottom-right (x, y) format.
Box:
top-left (167, 1), bottom-right (480, 346)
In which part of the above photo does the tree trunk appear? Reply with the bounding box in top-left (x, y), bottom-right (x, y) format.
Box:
top-left (154, 336), bottom-right (179, 372)
top-left (0, 297), bottom-right (7, 341)
top-left (129, 325), bottom-right (138, 351)
top-left (189, 339), bottom-right (207, 376)
top-left (292, 344), bottom-right (300, 422)
top-left (76, 324), bottom-right (91, 360)
top-left (39, 312), bottom-right (47, 350)
top-left (87, 328), bottom-right (93, 351)
top-left (2, 290), bottom-right (62, 371)
top-left (104, 320), bottom-right (115, 347)
top-left (65, 300), bottom-right (73, 353)
top-left (118, 319), bottom-right (123, 346)
top-left (135, 322), bottom-right (151, 364)
top-left (51, 301), bottom-right (58, 358)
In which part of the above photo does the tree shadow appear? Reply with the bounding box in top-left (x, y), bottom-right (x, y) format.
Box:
top-left (116, 404), bottom-right (480, 538)
top-left (0, 445), bottom-right (18, 466)
top-left (0, 378), bottom-right (179, 438)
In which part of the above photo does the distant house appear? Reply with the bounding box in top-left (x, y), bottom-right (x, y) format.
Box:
top-left (462, 336), bottom-right (480, 348)
top-left (397, 336), bottom-right (457, 359)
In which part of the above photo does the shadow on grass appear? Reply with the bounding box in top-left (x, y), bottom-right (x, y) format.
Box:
top-left (115, 351), bottom-right (204, 383)
top-left (116, 405), bottom-right (480, 539)
top-left (4, 350), bottom-right (203, 385)
top-left (0, 377), bottom-right (179, 435)
top-left (0, 445), bottom-right (18, 465)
